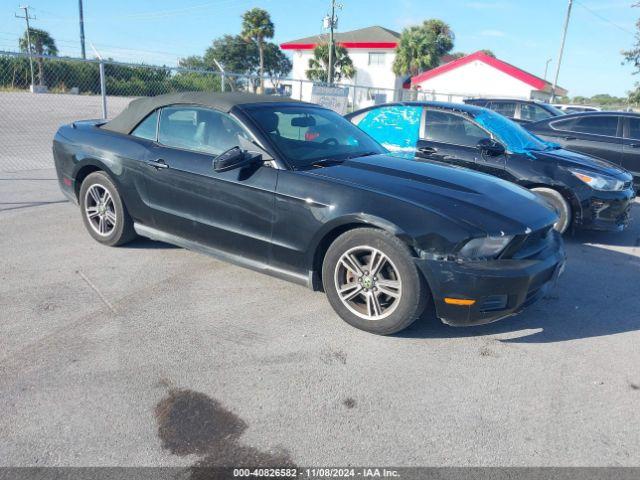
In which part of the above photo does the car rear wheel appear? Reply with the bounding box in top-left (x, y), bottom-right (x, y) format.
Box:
top-left (531, 187), bottom-right (572, 234)
top-left (322, 228), bottom-right (429, 335)
top-left (79, 171), bottom-right (136, 246)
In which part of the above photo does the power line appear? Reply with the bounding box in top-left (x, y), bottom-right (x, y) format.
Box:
top-left (32, 0), bottom-right (249, 23)
top-left (574, 0), bottom-right (635, 36)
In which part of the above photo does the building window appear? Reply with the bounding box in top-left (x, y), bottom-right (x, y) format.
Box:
top-left (368, 52), bottom-right (386, 66)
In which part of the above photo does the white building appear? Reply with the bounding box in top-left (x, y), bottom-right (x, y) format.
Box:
top-left (411, 51), bottom-right (567, 102)
top-left (280, 26), bottom-right (405, 105)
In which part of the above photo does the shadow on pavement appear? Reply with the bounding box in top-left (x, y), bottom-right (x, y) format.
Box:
top-left (400, 240), bottom-right (640, 344)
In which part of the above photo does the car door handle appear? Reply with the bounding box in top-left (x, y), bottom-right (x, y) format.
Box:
top-left (563, 136), bottom-right (576, 141)
top-left (417, 146), bottom-right (437, 156)
top-left (146, 158), bottom-right (169, 169)
top-left (629, 143), bottom-right (640, 148)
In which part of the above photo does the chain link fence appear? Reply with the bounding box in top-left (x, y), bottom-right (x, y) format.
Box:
top-left (0, 51), bottom-right (474, 173)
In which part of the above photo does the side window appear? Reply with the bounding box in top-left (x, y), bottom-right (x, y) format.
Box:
top-left (424, 110), bottom-right (487, 147)
top-left (353, 106), bottom-right (422, 151)
top-left (489, 101), bottom-right (516, 118)
top-left (627, 117), bottom-right (640, 140)
top-left (520, 104), bottom-right (553, 122)
top-left (565, 116), bottom-right (618, 137)
top-left (131, 110), bottom-right (158, 141)
top-left (158, 106), bottom-right (250, 155)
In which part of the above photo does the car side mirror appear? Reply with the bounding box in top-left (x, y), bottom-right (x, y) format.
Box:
top-left (213, 146), bottom-right (261, 172)
top-left (477, 138), bottom-right (505, 156)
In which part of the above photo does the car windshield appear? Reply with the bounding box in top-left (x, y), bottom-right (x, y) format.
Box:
top-left (474, 109), bottom-right (558, 153)
top-left (542, 103), bottom-right (566, 116)
top-left (244, 105), bottom-right (385, 168)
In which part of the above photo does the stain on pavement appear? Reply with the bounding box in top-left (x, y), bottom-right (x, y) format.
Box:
top-left (155, 388), bottom-right (295, 476)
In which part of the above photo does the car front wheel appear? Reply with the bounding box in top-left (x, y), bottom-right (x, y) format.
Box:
top-left (322, 228), bottom-right (429, 335)
top-left (79, 171), bottom-right (136, 246)
top-left (531, 187), bottom-right (572, 234)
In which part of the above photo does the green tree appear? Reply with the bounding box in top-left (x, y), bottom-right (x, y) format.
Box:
top-left (241, 8), bottom-right (274, 92)
top-left (392, 19), bottom-right (454, 77)
top-left (204, 35), bottom-right (259, 91)
top-left (449, 49), bottom-right (494, 61)
top-left (623, 19), bottom-right (640, 102)
top-left (18, 28), bottom-right (58, 86)
top-left (178, 55), bottom-right (208, 70)
top-left (306, 43), bottom-right (355, 83)
top-left (263, 43), bottom-right (292, 90)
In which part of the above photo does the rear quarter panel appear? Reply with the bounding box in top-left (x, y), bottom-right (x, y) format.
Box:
top-left (53, 123), bottom-right (153, 223)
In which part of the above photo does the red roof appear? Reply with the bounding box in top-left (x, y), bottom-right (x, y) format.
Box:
top-left (411, 51), bottom-right (566, 95)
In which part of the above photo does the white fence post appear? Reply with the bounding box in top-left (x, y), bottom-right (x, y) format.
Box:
top-left (99, 61), bottom-right (107, 119)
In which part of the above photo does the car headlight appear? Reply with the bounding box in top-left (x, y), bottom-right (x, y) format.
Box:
top-left (458, 235), bottom-right (514, 260)
top-left (569, 168), bottom-right (624, 191)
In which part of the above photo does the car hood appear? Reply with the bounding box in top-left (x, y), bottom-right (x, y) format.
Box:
top-left (307, 154), bottom-right (557, 235)
top-left (530, 147), bottom-right (632, 180)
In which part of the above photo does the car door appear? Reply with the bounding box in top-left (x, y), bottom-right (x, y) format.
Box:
top-left (417, 108), bottom-right (507, 178)
top-left (622, 115), bottom-right (640, 177)
top-left (143, 105), bottom-right (277, 263)
top-left (545, 115), bottom-right (623, 165)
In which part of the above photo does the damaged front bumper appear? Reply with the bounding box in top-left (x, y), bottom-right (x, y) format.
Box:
top-left (576, 186), bottom-right (635, 232)
top-left (415, 230), bottom-right (566, 327)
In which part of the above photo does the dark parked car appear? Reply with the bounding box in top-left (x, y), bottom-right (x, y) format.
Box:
top-left (347, 102), bottom-right (635, 233)
top-left (53, 92), bottom-right (565, 335)
top-left (464, 98), bottom-right (565, 124)
top-left (525, 111), bottom-right (640, 184)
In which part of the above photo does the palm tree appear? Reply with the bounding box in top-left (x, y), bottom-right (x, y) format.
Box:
top-left (19, 28), bottom-right (58, 86)
top-left (241, 8), bottom-right (274, 93)
top-left (392, 19), bottom-right (454, 77)
top-left (306, 43), bottom-right (355, 83)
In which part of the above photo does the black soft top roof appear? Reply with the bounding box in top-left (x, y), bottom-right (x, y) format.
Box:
top-left (102, 91), bottom-right (311, 134)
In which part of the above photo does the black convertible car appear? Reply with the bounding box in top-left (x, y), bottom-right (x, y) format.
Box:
top-left (348, 102), bottom-right (635, 233)
top-left (53, 92), bottom-right (565, 334)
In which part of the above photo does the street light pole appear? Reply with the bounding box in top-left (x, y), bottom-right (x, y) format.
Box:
top-left (543, 58), bottom-right (552, 80)
top-left (551, 0), bottom-right (573, 101)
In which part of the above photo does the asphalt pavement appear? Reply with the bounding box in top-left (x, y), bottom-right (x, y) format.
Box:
top-left (1, 168), bottom-right (640, 468)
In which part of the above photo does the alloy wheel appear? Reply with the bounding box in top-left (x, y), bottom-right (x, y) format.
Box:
top-left (334, 246), bottom-right (402, 320)
top-left (84, 184), bottom-right (116, 237)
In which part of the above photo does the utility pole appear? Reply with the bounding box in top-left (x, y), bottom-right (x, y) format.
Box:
top-left (78, 0), bottom-right (86, 59)
top-left (324, 0), bottom-right (341, 85)
top-left (543, 58), bottom-right (552, 80)
top-left (15, 5), bottom-right (35, 88)
top-left (551, 0), bottom-right (573, 101)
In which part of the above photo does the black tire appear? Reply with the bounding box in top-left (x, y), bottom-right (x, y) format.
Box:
top-left (531, 187), bottom-right (572, 234)
top-left (322, 228), bottom-right (429, 335)
top-left (79, 171), bottom-right (136, 246)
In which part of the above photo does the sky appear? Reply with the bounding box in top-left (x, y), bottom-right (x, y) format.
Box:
top-left (0, 0), bottom-right (638, 97)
